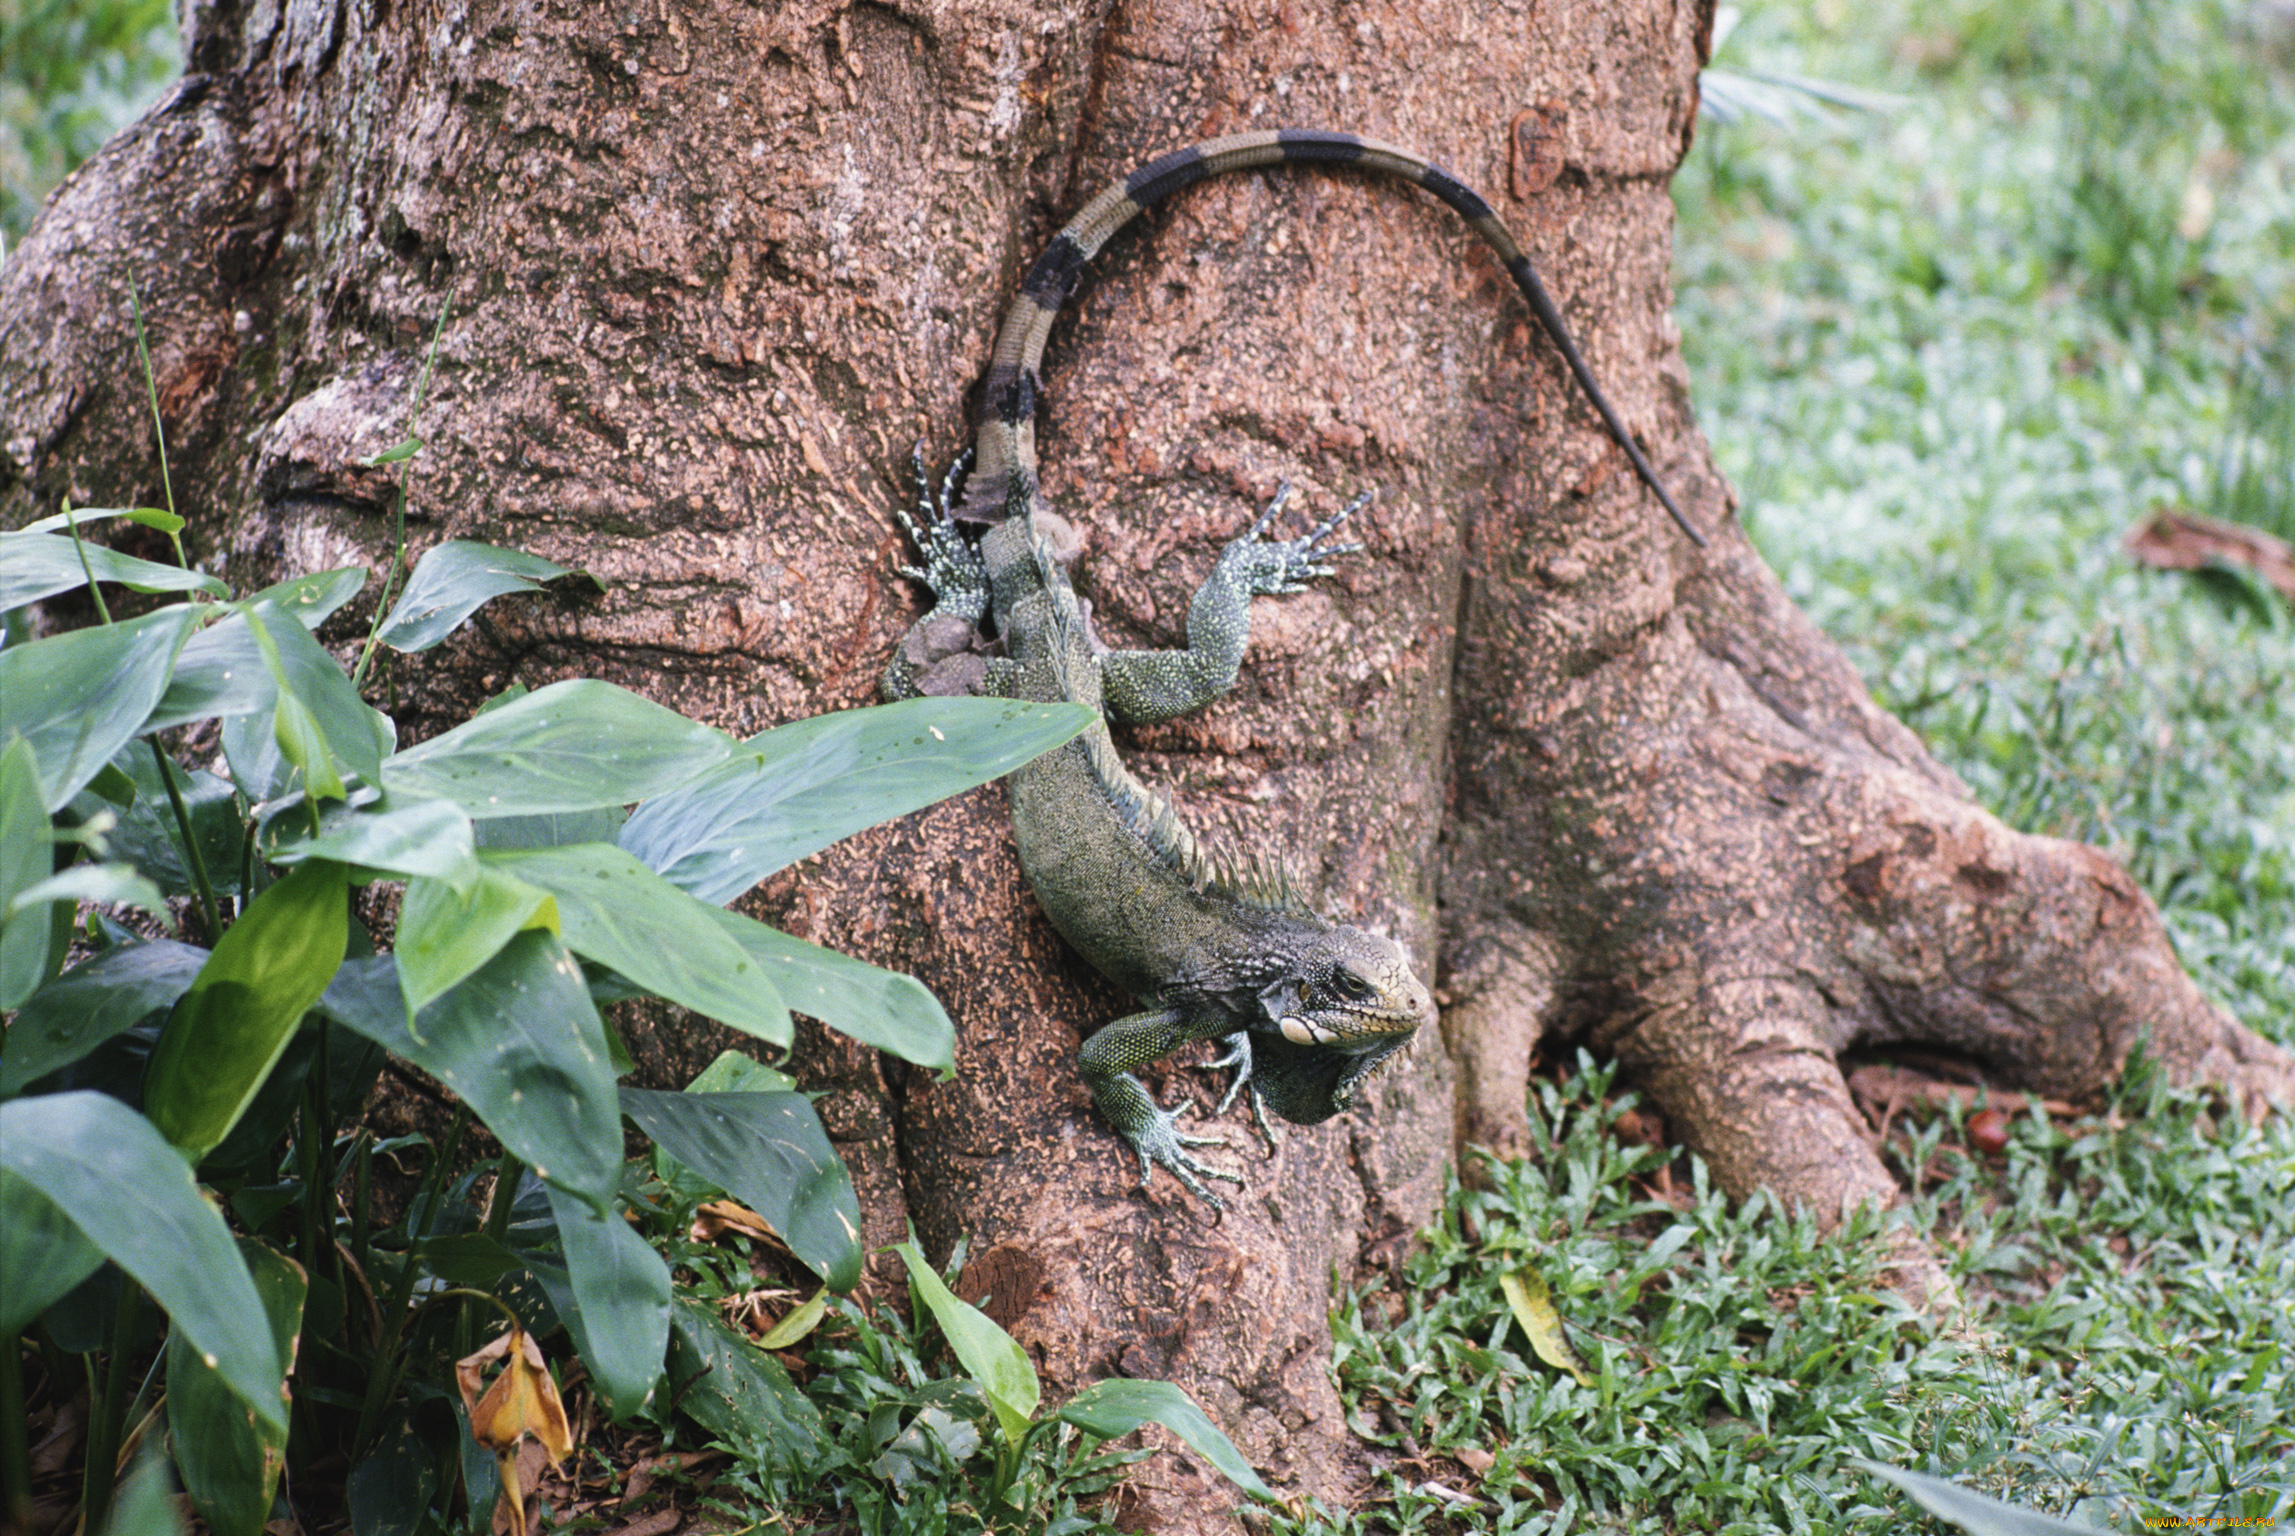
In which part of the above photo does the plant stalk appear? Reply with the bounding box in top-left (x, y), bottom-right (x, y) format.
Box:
top-left (2, 1334), bottom-right (32, 1535)
top-left (79, 1282), bottom-right (141, 1535)
top-left (150, 740), bottom-right (223, 943)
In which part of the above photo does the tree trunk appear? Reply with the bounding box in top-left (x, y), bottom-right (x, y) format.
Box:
top-left (4, 0), bottom-right (2288, 1528)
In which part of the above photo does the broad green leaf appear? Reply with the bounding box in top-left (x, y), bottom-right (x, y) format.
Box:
top-left (0, 530), bottom-right (222, 611)
top-left (244, 600), bottom-right (385, 798)
top-left (101, 747), bottom-right (242, 898)
top-left (1499, 1266), bottom-right (1595, 1386)
top-left (344, 1413), bottom-right (438, 1536)
top-left (489, 844), bottom-right (790, 1046)
top-left (100, 1443), bottom-right (190, 1536)
top-left (1057, 1378), bottom-right (1277, 1503)
top-left (0, 939), bottom-right (208, 1097)
top-left (666, 1298), bottom-right (824, 1464)
top-left (377, 541), bottom-right (577, 653)
top-left (7, 862), bottom-right (168, 923)
top-left (382, 680), bottom-right (735, 816)
top-left (168, 1241), bottom-right (306, 1536)
top-left (244, 566), bottom-right (370, 629)
top-left (408, 1232), bottom-right (526, 1285)
top-left (697, 904), bottom-right (953, 1069)
top-left (0, 1092), bottom-right (286, 1432)
top-left (0, 605), bottom-right (199, 810)
top-left (144, 859), bottom-right (350, 1158)
top-left (147, 611), bottom-right (273, 733)
top-left (15, 506), bottom-right (184, 538)
top-left (267, 794), bottom-right (478, 890)
top-left (1850, 1460), bottom-right (2112, 1535)
top-left (318, 940), bottom-right (621, 1209)
top-left (620, 697), bottom-right (1093, 903)
top-left (621, 1087), bottom-right (862, 1292)
top-left (893, 1240), bottom-right (1039, 1448)
top-left (538, 1183), bottom-right (671, 1420)
top-left (0, 1167), bottom-right (103, 1334)
top-left (396, 865), bottom-right (556, 1018)
top-left (688, 1050), bottom-right (796, 1093)
top-left (470, 806), bottom-right (626, 850)
top-left (0, 737), bottom-right (54, 1008)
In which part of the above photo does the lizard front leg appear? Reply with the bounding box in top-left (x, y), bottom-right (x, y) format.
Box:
top-left (883, 445), bottom-right (996, 701)
top-left (1078, 1006), bottom-right (1248, 1209)
top-left (1098, 485), bottom-right (1369, 725)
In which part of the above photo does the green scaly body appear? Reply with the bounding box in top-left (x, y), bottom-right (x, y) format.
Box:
top-left (886, 129), bottom-right (1694, 1206)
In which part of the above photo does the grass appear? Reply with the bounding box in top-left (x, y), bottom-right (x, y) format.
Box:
top-left (1289, 0), bottom-right (2295, 1529)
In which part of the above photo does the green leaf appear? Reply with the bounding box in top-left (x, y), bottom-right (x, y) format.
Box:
top-left (538, 1183), bottom-right (671, 1420)
top-left (892, 1240), bottom-right (1039, 1449)
top-left (144, 859), bottom-right (350, 1158)
top-left (687, 1050), bottom-right (796, 1093)
top-left (99, 1442), bottom-right (190, 1536)
top-left (665, 1297), bottom-right (824, 1464)
top-left (345, 1413), bottom-right (438, 1536)
top-left (382, 680), bottom-right (735, 816)
top-left (620, 697), bottom-right (1093, 903)
top-left (243, 566), bottom-right (370, 629)
top-left (244, 600), bottom-right (386, 799)
top-left (318, 940), bottom-right (621, 1209)
top-left (147, 611), bottom-right (275, 734)
top-left (696, 904), bottom-right (953, 1069)
top-left (0, 531), bottom-right (223, 611)
top-left (1498, 1265), bottom-right (1595, 1386)
top-left (755, 1287), bottom-right (831, 1350)
top-left (376, 541), bottom-right (577, 653)
top-left (168, 1240), bottom-right (306, 1536)
top-left (0, 1167), bottom-right (103, 1335)
top-left (100, 748), bottom-right (242, 899)
top-left (408, 1232), bottom-right (526, 1285)
top-left (489, 844), bottom-right (791, 1046)
top-left (0, 1092), bottom-right (287, 1433)
top-left (266, 794), bottom-right (478, 889)
top-left (395, 865), bottom-right (556, 1018)
top-left (620, 1087), bottom-right (862, 1292)
top-left (1057, 1378), bottom-right (1278, 1503)
top-left (0, 605), bottom-right (199, 811)
top-left (469, 806), bottom-right (626, 850)
top-left (0, 940), bottom-right (208, 1097)
top-left (0, 737), bottom-right (55, 1008)
top-left (7, 862), bottom-right (169, 923)
top-left (362, 435), bottom-right (424, 465)
top-left (1849, 1460), bottom-right (2112, 1534)
top-left (15, 506), bottom-right (185, 538)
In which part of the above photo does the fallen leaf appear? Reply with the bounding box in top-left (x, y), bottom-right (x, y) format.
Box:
top-left (1498, 1267), bottom-right (1595, 1387)
top-left (456, 1326), bottom-right (574, 1536)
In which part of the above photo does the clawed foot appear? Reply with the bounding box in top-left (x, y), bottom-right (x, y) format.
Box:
top-left (1209, 1032), bottom-right (1281, 1152)
top-left (1232, 483), bottom-right (1371, 595)
top-left (894, 442), bottom-right (989, 601)
top-left (1131, 1098), bottom-right (1247, 1211)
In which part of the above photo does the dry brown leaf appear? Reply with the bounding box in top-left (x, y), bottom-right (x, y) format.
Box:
top-left (456, 1325), bottom-right (574, 1536)
top-left (2126, 507), bottom-right (2295, 599)
top-left (689, 1198), bottom-right (775, 1244)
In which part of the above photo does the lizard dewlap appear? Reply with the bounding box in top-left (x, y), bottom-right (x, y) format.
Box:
top-left (886, 128), bottom-right (1693, 1209)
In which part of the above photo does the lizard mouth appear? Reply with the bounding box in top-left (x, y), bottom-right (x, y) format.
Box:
top-left (1279, 1012), bottom-right (1421, 1051)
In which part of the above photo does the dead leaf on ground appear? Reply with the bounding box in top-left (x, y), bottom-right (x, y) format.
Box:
top-left (690, 1198), bottom-right (777, 1245)
top-left (2126, 507), bottom-right (2295, 599)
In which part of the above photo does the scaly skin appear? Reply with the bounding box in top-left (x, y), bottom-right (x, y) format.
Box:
top-left (885, 129), bottom-right (1692, 1206)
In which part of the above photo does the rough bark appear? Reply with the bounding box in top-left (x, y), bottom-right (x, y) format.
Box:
top-left (4, 0), bottom-right (2288, 1528)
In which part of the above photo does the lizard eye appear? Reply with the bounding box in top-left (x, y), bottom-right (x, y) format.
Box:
top-left (1331, 971), bottom-right (1374, 1001)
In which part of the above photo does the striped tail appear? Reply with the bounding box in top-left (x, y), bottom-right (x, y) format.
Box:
top-left (962, 128), bottom-right (1703, 547)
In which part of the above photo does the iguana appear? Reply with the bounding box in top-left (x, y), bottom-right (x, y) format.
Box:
top-left (884, 129), bottom-right (1697, 1208)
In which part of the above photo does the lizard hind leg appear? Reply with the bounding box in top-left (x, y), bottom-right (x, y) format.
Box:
top-left (1080, 1008), bottom-right (1250, 1209)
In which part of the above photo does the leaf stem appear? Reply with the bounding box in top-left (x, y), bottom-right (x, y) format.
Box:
top-left (151, 741), bottom-right (222, 943)
top-left (79, 1281), bottom-right (141, 1535)
top-left (61, 501), bottom-right (113, 626)
top-left (1, 1332), bottom-right (31, 1535)
top-left (353, 291), bottom-right (455, 690)
top-left (125, 275), bottom-right (187, 567)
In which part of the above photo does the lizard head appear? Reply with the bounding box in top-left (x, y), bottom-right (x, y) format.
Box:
top-left (1247, 927), bottom-right (1433, 1125)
